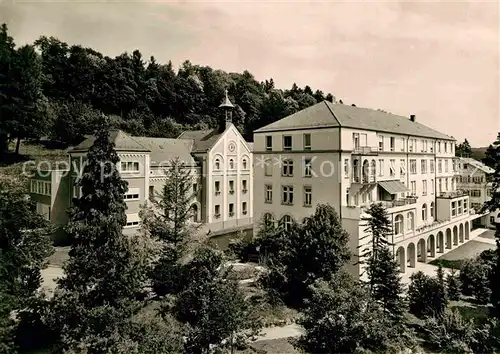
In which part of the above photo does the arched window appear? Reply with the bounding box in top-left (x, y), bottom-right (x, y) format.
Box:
top-left (430, 202), bottom-right (435, 218)
top-left (229, 159), bottom-right (234, 169)
top-left (281, 215), bottom-right (293, 231)
top-left (370, 159), bottom-right (376, 180)
top-left (422, 203), bottom-right (428, 221)
top-left (215, 158), bottom-right (220, 170)
top-left (362, 160), bottom-right (369, 183)
top-left (353, 159), bottom-right (359, 183)
top-left (242, 158), bottom-right (247, 169)
top-left (263, 213), bottom-right (274, 227)
top-left (407, 212), bottom-right (414, 231)
top-left (395, 214), bottom-right (404, 235)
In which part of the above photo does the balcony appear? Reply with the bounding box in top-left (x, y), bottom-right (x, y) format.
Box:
top-left (379, 197), bottom-right (417, 209)
top-left (437, 190), bottom-right (468, 199)
top-left (352, 146), bottom-right (379, 156)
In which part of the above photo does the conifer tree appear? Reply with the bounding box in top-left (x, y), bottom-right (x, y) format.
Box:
top-left (446, 268), bottom-right (461, 301)
top-left (436, 264), bottom-right (448, 315)
top-left (49, 120), bottom-right (154, 352)
top-left (484, 133), bottom-right (500, 318)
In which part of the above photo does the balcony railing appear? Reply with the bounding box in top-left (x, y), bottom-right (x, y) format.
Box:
top-left (352, 146), bottom-right (379, 155)
top-left (437, 190), bottom-right (468, 199)
top-left (378, 197), bottom-right (417, 209)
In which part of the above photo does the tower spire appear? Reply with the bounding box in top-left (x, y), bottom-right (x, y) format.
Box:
top-left (218, 88), bottom-right (234, 131)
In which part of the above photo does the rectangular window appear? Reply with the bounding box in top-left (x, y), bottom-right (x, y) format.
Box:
top-left (304, 158), bottom-right (312, 177)
top-left (378, 136), bottom-right (384, 151)
top-left (282, 159), bottom-right (294, 177)
top-left (242, 202), bottom-right (247, 215)
top-left (149, 186), bottom-right (155, 201)
top-left (410, 159), bottom-right (417, 174)
top-left (344, 159), bottom-right (349, 178)
top-left (353, 133), bottom-right (360, 150)
top-left (281, 185), bottom-right (294, 205)
top-left (445, 178), bottom-right (448, 191)
top-left (264, 159), bottom-right (272, 176)
top-left (304, 186), bottom-right (312, 207)
top-left (265, 184), bottom-right (273, 203)
top-left (303, 133), bottom-right (311, 150)
top-left (438, 141), bottom-right (441, 152)
top-left (228, 203), bottom-right (234, 217)
top-left (390, 137), bottom-right (395, 151)
top-left (32, 180), bottom-right (51, 196)
top-left (401, 137), bottom-right (405, 152)
top-left (215, 205), bottom-right (221, 217)
top-left (438, 159), bottom-right (443, 173)
top-left (242, 180), bottom-right (248, 193)
top-left (430, 160), bottom-right (435, 173)
top-left (411, 181), bottom-right (416, 195)
top-left (421, 160), bottom-right (427, 174)
top-left (215, 181), bottom-right (221, 195)
top-left (458, 200), bottom-right (463, 215)
top-left (125, 221), bottom-right (139, 227)
top-left (390, 159), bottom-right (396, 177)
top-left (193, 183), bottom-right (198, 193)
top-left (124, 191), bottom-right (140, 200)
top-left (430, 142), bottom-right (434, 153)
top-left (378, 159), bottom-right (384, 176)
top-left (422, 180), bottom-right (427, 196)
top-left (409, 139), bottom-right (414, 152)
top-left (265, 136), bottom-right (272, 151)
top-left (431, 179), bottom-right (434, 194)
top-left (229, 180), bottom-right (234, 194)
top-left (121, 161), bottom-right (140, 172)
top-left (451, 201), bottom-right (456, 217)
top-left (36, 203), bottom-right (51, 221)
top-left (464, 199), bottom-right (468, 213)
top-left (360, 133), bottom-right (367, 146)
top-left (445, 160), bottom-right (449, 173)
top-left (445, 142), bottom-right (448, 153)
top-left (283, 136), bottom-right (292, 151)
top-left (400, 159), bottom-right (406, 175)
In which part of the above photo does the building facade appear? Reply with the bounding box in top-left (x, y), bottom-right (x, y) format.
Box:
top-left (253, 101), bottom-right (482, 278)
top-left (456, 157), bottom-right (499, 228)
top-left (29, 94), bottom-right (253, 239)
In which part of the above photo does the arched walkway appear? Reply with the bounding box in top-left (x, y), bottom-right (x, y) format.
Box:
top-left (437, 231), bottom-right (444, 253)
top-left (417, 238), bottom-right (427, 263)
top-left (427, 234), bottom-right (436, 258)
top-left (453, 226), bottom-right (458, 246)
top-left (396, 246), bottom-right (406, 273)
top-left (465, 221), bottom-right (470, 240)
top-left (446, 228), bottom-right (452, 249)
top-left (407, 243), bottom-right (416, 268)
top-left (459, 223), bottom-right (464, 243)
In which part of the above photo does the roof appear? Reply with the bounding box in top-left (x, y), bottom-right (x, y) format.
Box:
top-left (177, 129), bottom-right (223, 153)
top-left (378, 180), bottom-right (410, 194)
top-left (132, 137), bottom-right (196, 166)
top-left (70, 130), bottom-right (150, 153)
top-left (458, 157), bottom-right (494, 174)
top-left (247, 142), bottom-right (254, 152)
top-left (255, 101), bottom-right (454, 141)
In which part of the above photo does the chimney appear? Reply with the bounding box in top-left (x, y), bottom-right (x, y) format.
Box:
top-left (218, 88), bottom-right (234, 133)
top-left (410, 114), bottom-right (416, 122)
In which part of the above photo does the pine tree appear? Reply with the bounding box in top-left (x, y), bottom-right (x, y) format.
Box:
top-left (485, 133), bottom-right (500, 319)
top-left (446, 268), bottom-right (461, 301)
top-left (436, 264), bottom-right (448, 315)
top-left (49, 120), bottom-right (154, 351)
top-left (359, 203), bottom-right (406, 326)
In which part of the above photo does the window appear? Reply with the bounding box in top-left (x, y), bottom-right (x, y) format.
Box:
top-left (124, 191), bottom-right (140, 200)
top-left (401, 137), bottom-right (405, 151)
top-left (370, 160), bottom-right (376, 178)
top-left (430, 202), bottom-right (435, 218)
top-left (430, 160), bottom-right (435, 173)
top-left (411, 181), bottom-right (416, 195)
top-left (281, 215), bottom-right (293, 231)
top-left (36, 203), bottom-right (51, 221)
top-left (121, 161), bottom-right (140, 172)
top-left (282, 159), bottom-right (294, 177)
top-left (378, 159), bottom-right (384, 176)
top-left (265, 136), bottom-right (272, 151)
top-left (390, 159), bottom-right (396, 177)
top-left (242, 202), bottom-right (247, 215)
top-left (471, 190), bottom-right (481, 197)
top-left (346, 188), bottom-right (350, 205)
top-left (421, 160), bottom-right (427, 174)
top-left (420, 139), bottom-right (425, 152)
top-left (149, 186), bottom-right (155, 201)
top-left (360, 133), bottom-right (367, 146)
top-left (400, 159), bottom-right (406, 175)
top-left (431, 179), bottom-right (434, 194)
top-left (353, 133), bottom-right (360, 150)
top-left (125, 221), bottom-right (139, 227)
top-left (487, 189), bottom-right (492, 197)
top-left (438, 159), bottom-right (442, 173)
top-left (229, 159), bottom-right (234, 169)
top-left (303, 133), bottom-right (311, 150)
top-left (422, 204), bottom-right (427, 221)
top-left (281, 185), bottom-right (294, 205)
top-left (438, 141), bottom-right (441, 152)
top-left (31, 180), bottom-right (51, 196)
top-left (390, 137), bottom-right (395, 151)
top-left (458, 200), bottom-right (463, 215)
top-left (242, 180), bottom-right (248, 193)
top-left (283, 136), bottom-right (292, 151)
top-left (410, 159), bottom-right (417, 174)
top-left (451, 201), bottom-right (456, 216)
top-left (444, 142), bottom-right (448, 153)
top-left (378, 136), bottom-right (384, 151)
top-left (344, 159), bottom-right (349, 178)
top-left (395, 214), bottom-right (404, 235)
top-left (407, 212), bottom-right (414, 231)
top-left (263, 213), bottom-right (274, 227)
top-left (229, 203), bottom-right (234, 217)
top-left (445, 160), bottom-right (449, 173)
top-left (304, 186), bottom-right (312, 207)
top-left (445, 178), bottom-right (448, 191)
top-left (265, 184), bottom-right (273, 203)
top-left (264, 159), bottom-right (272, 176)
top-left (422, 180), bottom-right (427, 196)
top-left (430, 142), bottom-right (434, 153)
top-left (193, 183), bottom-right (198, 193)
top-left (215, 181), bottom-right (221, 195)
top-left (229, 180), bottom-right (234, 194)
top-left (242, 158), bottom-right (248, 169)
top-left (464, 199), bottom-right (468, 213)
top-left (214, 205), bottom-right (221, 217)
top-left (438, 178), bottom-right (442, 194)
top-left (215, 159), bottom-right (221, 170)
top-left (304, 158), bottom-right (312, 177)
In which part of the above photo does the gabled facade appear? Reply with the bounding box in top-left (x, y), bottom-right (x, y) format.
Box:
top-left (253, 101), bottom-right (482, 278)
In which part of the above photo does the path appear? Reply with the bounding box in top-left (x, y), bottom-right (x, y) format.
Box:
top-left (254, 324), bottom-right (304, 342)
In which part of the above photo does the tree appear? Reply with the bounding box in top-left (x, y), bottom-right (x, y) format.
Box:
top-left (140, 157), bottom-right (199, 296)
top-left (484, 133), bottom-right (500, 318)
top-left (408, 271), bottom-right (446, 318)
top-left (358, 203), bottom-right (406, 325)
top-left (0, 24), bottom-right (16, 157)
top-left (259, 204), bottom-right (351, 307)
top-left (0, 181), bottom-right (53, 353)
top-left (436, 264), bottom-right (448, 313)
top-left (447, 268), bottom-right (461, 301)
top-left (456, 139), bottom-right (472, 157)
top-left (173, 247), bottom-right (260, 354)
top-left (48, 120), bottom-right (154, 351)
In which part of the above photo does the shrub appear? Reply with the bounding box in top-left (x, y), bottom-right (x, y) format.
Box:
top-left (408, 271), bottom-right (446, 318)
top-left (460, 259), bottom-right (491, 304)
top-left (447, 268), bottom-right (462, 301)
top-left (423, 309), bottom-right (474, 353)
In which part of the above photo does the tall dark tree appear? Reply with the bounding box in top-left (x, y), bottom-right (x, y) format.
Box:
top-left (446, 268), bottom-right (461, 301)
top-left (436, 264), bottom-right (448, 314)
top-left (0, 24), bottom-right (16, 157)
top-left (0, 182), bottom-right (53, 353)
top-left (49, 120), bottom-right (154, 351)
top-left (456, 138), bottom-right (472, 157)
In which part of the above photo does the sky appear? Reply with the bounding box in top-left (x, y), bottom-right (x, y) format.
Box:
top-left (1, 0), bottom-right (499, 147)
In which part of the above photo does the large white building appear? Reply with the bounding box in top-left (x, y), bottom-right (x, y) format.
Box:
top-left (253, 101), bottom-right (482, 277)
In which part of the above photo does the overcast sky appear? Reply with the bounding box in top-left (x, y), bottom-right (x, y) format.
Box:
top-left (1, 0), bottom-right (498, 147)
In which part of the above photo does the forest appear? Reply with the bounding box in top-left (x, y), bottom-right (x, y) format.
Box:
top-left (0, 23), bottom-right (336, 156)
